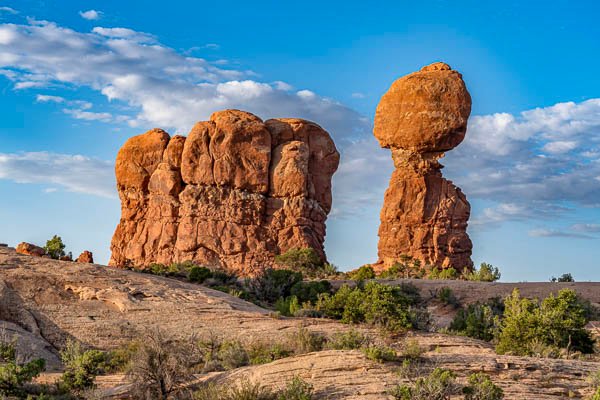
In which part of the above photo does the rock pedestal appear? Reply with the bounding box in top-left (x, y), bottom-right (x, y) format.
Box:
top-left (374, 62), bottom-right (473, 271)
top-left (109, 110), bottom-right (339, 276)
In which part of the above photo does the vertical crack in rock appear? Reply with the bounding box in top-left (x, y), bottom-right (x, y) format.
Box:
top-left (110, 110), bottom-right (339, 276)
top-left (373, 62), bottom-right (473, 272)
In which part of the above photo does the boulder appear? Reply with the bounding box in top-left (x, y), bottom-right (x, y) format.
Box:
top-left (76, 251), bottom-right (94, 264)
top-left (110, 110), bottom-right (339, 275)
top-left (374, 62), bottom-right (473, 272)
top-left (15, 242), bottom-right (46, 257)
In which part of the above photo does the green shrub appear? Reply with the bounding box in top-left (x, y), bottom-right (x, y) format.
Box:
top-left (275, 248), bottom-right (323, 276)
top-left (148, 263), bottom-right (168, 276)
top-left (189, 266), bottom-right (213, 283)
top-left (464, 263), bottom-right (501, 282)
top-left (316, 282), bottom-right (414, 332)
top-left (275, 296), bottom-right (301, 317)
top-left (103, 341), bottom-right (140, 373)
top-left (450, 301), bottom-right (501, 342)
top-left (0, 339), bottom-right (46, 397)
top-left (290, 280), bottom-right (331, 304)
top-left (194, 380), bottom-right (277, 400)
top-left (437, 287), bottom-right (459, 307)
top-left (347, 265), bottom-right (376, 281)
top-left (550, 273), bottom-right (575, 282)
top-left (44, 235), bottom-right (66, 260)
top-left (249, 269), bottom-right (303, 303)
top-left (60, 340), bottom-right (106, 391)
top-left (401, 339), bottom-right (424, 360)
top-left (287, 327), bottom-right (325, 354)
top-left (362, 345), bottom-right (397, 362)
top-left (247, 342), bottom-right (292, 365)
top-left (390, 368), bottom-right (457, 400)
top-left (378, 262), bottom-right (407, 279)
top-left (495, 289), bottom-right (594, 356)
top-left (462, 372), bottom-right (504, 400)
top-left (428, 267), bottom-right (458, 280)
top-left (277, 376), bottom-right (313, 400)
top-left (217, 341), bottom-right (249, 370)
top-left (326, 330), bottom-right (371, 350)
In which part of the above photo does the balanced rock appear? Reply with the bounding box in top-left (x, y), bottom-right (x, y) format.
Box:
top-left (110, 110), bottom-right (339, 275)
top-left (374, 62), bottom-right (473, 271)
top-left (76, 251), bottom-right (94, 264)
top-left (15, 242), bottom-right (46, 257)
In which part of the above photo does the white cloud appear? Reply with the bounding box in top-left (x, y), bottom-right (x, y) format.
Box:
top-left (63, 108), bottom-right (113, 122)
top-left (79, 10), bottom-right (102, 20)
top-left (528, 228), bottom-right (594, 239)
top-left (351, 92), bottom-right (365, 99)
top-left (0, 18), bottom-right (369, 145)
top-left (0, 152), bottom-right (115, 197)
top-left (0, 7), bottom-right (17, 15)
top-left (36, 94), bottom-right (65, 103)
top-left (542, 140), bottom-right (578, 154)
top-left (570, 223), bottom-right (600, 233)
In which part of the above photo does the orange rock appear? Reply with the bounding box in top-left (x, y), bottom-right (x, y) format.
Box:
top-left (16, 242), bottom-right (46, 257)
top-left (75, 251), bottom-right (94, 263)
top-left (374, 62), bottom-right (473, 271)
top-left (109, 110), bottom-right (339, 275)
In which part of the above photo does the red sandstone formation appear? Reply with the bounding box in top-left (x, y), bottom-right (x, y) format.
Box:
top-left (110, 110), bottom-right (339, 275)
top-left (76, 251), bottom-right (94, 264)
top-left (374, 62), bottom-right (473, 271)
top-left (15, 242), bottom-right (46, 257)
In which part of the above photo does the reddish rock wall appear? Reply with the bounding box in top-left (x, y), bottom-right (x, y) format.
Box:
top-left (109, 110), bottom-right (339, 275)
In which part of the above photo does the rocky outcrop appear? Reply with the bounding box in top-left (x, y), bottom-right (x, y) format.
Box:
top-left (374, 62), bottom-right (473, 271)
top-left (109, 110), bottom-right (339, 275)
top-left (15, 242), bottom-right (45, 257)
top-left (75, 251), bottom-right (94, 264)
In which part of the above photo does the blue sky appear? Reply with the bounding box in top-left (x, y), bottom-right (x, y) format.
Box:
top-left (1, 0), bottom-right (599, 281)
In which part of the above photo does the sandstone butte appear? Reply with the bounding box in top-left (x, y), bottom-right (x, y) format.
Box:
top-left (373, 62), bottom-right (473, 272)
top-left (109, 110), bottom-right (340, 275)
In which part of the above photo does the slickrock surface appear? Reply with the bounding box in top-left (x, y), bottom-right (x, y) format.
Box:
top-left (374, 62), bottom-right (473, 272)
top-left (2, 248), bottom-right (600, 399)
top-left (109, 110), bottom-right (339, 275)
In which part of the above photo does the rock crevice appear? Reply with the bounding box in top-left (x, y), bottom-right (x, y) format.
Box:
top-left (110, 110), bottom-right (339, 275)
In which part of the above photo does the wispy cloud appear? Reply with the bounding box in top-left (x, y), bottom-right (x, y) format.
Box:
top-left (528, 228), bottom-right (595, 239)
top-left (79, 10), bottom-right (102, 20)
top-left (0, 7), bottom-right (18, 15)
top-left (0, 152), bottom-right (115, 197)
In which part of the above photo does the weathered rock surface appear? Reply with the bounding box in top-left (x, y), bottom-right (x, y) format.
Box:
top-left (75, 250), bottom-right (94, 264)
top-left (374, 62), bottom-right (473, 271)
top-left (109, 110), bottom-right (339, 275)
top-left (15, 242), bottom-right (45, 257)
top-left (3, 247), bottom-right (600, 399)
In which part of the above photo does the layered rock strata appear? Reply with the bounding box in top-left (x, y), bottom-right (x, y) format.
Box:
top-left (110, 110), bottom-right (339, 275)
top-left (374, 62), bottom-right (473, 271)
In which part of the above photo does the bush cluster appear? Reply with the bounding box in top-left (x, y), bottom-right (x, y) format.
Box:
top-left (495, 288), bottom-right (594, 356)
top-left (449, 298), bottom-right (504, 342)
top-left (275, 248), bottom-right (338, 278)
top-left (0, 339), bottom-right (46, 397)
top-left (315, 281), bottom-right (417, 332)
top-left (194, 376), bottom-right (314, 400)
top-left (463, 263), bottom-right (501, 282)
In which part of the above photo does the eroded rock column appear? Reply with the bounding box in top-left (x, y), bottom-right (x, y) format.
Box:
top-left (374, 62), bottom-right (473, 271)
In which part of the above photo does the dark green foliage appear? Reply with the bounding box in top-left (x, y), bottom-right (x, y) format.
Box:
top-left (290, 280), bottom-right (331, 304)
top-left (44, 235), bottom-right (66, 259)
top-left (462, 373), bottom-right (504, 400)
top-left (326, 330), bottom-right (371, 350)
top-left (362, 345), bottom-right (397, 362)
top-left (274, 296), bottom-right (301, 316)
top-left (428, 267), bottom-right (458, 280)
top-left (60, 340), bottom-right (106, 391)
top-left (188, 266), bottom-right (212, 283)
top-left (316, 281), bottom-right (414, 332)
top-left (495, 288), bottom-right (594, 356)
top-left (248, 269), bottom-right (303, 303)
top-left (103, 342), bottom-right (140, 373)
top-left (0, 339), bottom-right (46, 397)
top-left (437, 287), bottom-right (459, 307)
top-left (390, 368), bottom-right (457, 400)
top-left (347, 265), bottom-right (376, 281)
top-left (463, 263), bottom-right (501, 282)
top-left (450, 303), bottom-right (498, 341)
top-left (550, 273), bottom-right (575, 282)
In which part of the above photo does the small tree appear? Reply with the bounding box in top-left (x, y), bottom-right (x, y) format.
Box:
top-left (464, 263), bottom-right (501, 282)
top-left (127, 329), bottom-right (195, 400)
top-left (0, 338), bottom-right (46, 397)
top-left (60, 339), bottom-right (106, 392)
top-left (347, 265), bottom-right (376, 281)
top-left (44, 235), bottom-right (66, 259)
top-left (275, 248), bottom-right (323, 276)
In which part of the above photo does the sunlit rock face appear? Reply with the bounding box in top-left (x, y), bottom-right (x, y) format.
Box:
top-left (109, 110), bottom-right (339, 276)
top-left (373, 62), bottom-right (473, 272)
